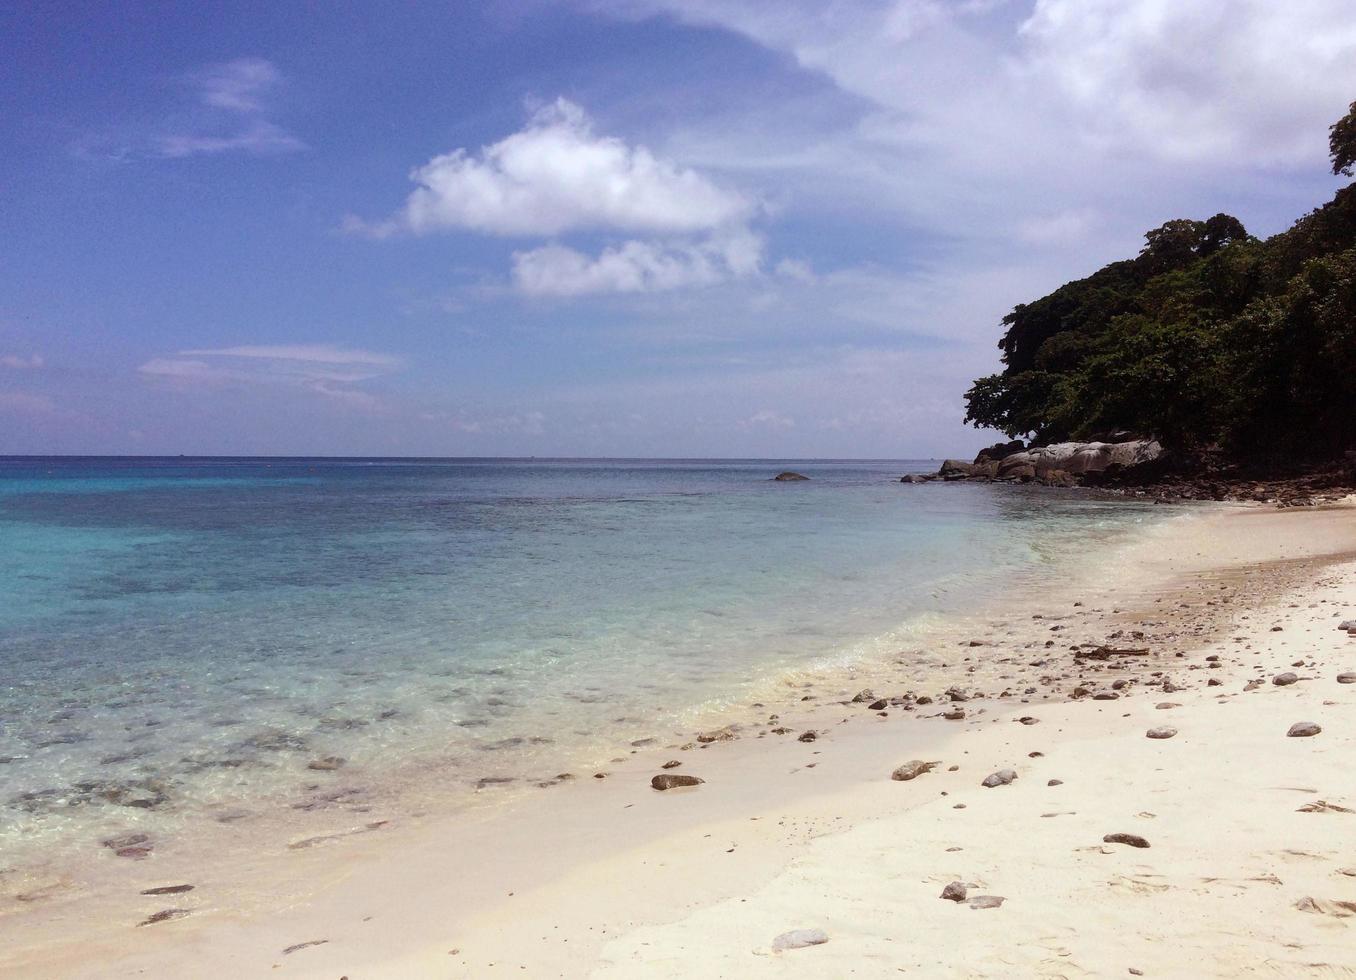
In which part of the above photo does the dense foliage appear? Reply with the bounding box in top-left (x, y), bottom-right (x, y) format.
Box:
top-left (964, 107), bottom-right (1356, 463)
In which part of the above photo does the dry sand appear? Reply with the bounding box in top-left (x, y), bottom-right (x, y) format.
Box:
top-left (7, 501), bottom-right (1356, 979)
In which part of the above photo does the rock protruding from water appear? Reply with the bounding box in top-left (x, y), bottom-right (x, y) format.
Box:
top-left (773, 472), bottom-right (810, 481)
top-left (919, 438), bottom-right (1162, 488)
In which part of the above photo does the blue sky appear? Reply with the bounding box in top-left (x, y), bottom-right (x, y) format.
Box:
top-left (2, 0), bottom-right (1354, 457)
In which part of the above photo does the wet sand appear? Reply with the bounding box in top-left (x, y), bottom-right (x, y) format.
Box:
top-left (7, 501), bottom-right (1356, 978)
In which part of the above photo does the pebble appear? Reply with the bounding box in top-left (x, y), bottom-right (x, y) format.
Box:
top-left (1017, 716), bottom-right (1039, 726)
top-left (891, 760), bottom-right (939, 782)
top-left (651, 773), bottom-right (703, 790)
top-left (850, 689), bottom-right (875, 703)
top-left (1337, 673), bottom-right (1356, 684)
top-left (306, 756), bottom-right (346, 772)
top-left (797, 731), bottom-right (817, 742)
top-left (1047, 778), bottom-right (1063, 786)
top-left (137, 908), bottom-right (190, 927)
top-left (1145, 726), bottom-right (1177, 739)
top-left (660, 760), bottom-right (682, 769)
top-left (982, 769), bottom-right (1017, 788)
top-left (772, 928), bottom-right (829, 951)
top-left (1103, 833), bottom-right (1150, 849)
top-left (1273, 672), bottom-right (1299, 686)
top-left (940, 881), bottom-right (968, 902)
top-left (1286, 722), bottom-right (1322, 738)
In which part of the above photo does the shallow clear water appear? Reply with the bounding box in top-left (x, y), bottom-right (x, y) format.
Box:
top-left (0, 457), bottom-right (1165, 863)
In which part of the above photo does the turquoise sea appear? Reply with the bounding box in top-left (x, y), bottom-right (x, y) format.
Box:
top-left (0, 457), bottom-right (1167, 867)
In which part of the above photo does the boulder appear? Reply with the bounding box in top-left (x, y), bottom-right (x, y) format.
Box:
top-left (974, 440), bottom-right (1025, 463)
top-left (773, 472), bottom-right (809, 481)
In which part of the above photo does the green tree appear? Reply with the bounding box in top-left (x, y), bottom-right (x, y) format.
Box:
top-left (1331, 99), bottom-right (1356, 177)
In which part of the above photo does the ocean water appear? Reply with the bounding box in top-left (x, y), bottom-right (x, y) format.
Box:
top-left (0, 457), bottom-right (1167, 870)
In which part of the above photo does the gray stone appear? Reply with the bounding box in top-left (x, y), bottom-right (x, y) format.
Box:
top-left (772, 928), bottom-right (829, 951)
top-left (773, 472), bottom-right (810, 482)
top-left (982, 769), bottom-right (1017, 788)
top-left (940, 881), bottom-right (968, 902)
top-left (968, 895), bottom-right (1005, 909)
top-left (851, 689), bottom-right (875, 703)
top-left (1337, 673), bottom-right (1356, 684)
top-left (1273, 672), bottom-right (1299, 686)
top-left (1145, 726), bottom-right (1177, 739)
top-left (1287, 721), bottom-right (1322, 738)
top-left (891, 760), bottom-right (939, 782)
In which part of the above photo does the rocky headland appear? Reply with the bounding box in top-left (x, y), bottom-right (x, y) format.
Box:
top-left (909, 437), bottom-right (1356, 507)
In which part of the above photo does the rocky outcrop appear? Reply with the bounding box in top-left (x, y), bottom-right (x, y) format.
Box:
top-left (906, 438), bottom-right (1162, 489)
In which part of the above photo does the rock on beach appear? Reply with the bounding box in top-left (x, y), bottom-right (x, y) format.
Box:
top-left (772, 928), bottom-right (828, 950)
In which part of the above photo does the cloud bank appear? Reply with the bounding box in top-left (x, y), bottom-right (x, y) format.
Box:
top-left (358, 98), bottom-right (762, 296)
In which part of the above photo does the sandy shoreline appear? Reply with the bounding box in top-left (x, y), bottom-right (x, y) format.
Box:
top-left (7, 501), bottom-right (1356, 978)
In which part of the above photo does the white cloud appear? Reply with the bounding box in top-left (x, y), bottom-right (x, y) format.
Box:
top-left (512, 227), bottom-right (763, 296)
top-left (0, 353), bottom-right (44, 369)
top-left (367, 98), bottom-right (751, 237)
top-left (739, 409), bottom-right (795, 430)
top-left (193, 57), bottom-right (282, 113)
top-left (178, 344), bottom-right (400, 367)
top-left (0, 392), bottom-right (58, 416)
top-left (156, 57), bottom-right (305, 159)
top-left (156, 122), bottom-right (304, 158)
top-left (1018, 0), bottom-right (1356, 164)
top-left (138, 344), bottom-right (399, 411)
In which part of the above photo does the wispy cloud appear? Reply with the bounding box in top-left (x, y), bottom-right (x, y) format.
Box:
top-left (155, 57), bottom-right (305, 159)
top-left (138, 344), bottom-right (399, 410)
top-left (0, 353), bottom-right (44, 369)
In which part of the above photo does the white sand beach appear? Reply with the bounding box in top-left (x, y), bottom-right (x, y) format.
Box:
top-left (8, 501), bottom-right (1356, 979)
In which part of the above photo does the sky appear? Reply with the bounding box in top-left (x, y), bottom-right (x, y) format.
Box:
top-left (2, 0), bottom-right (1355, 458)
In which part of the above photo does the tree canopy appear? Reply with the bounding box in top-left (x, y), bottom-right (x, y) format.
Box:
top-left (964, 104), bottom-right (1356, 463)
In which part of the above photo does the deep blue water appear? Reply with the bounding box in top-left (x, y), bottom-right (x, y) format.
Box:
top-left (0, 457), bottom-right (1166, 857)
